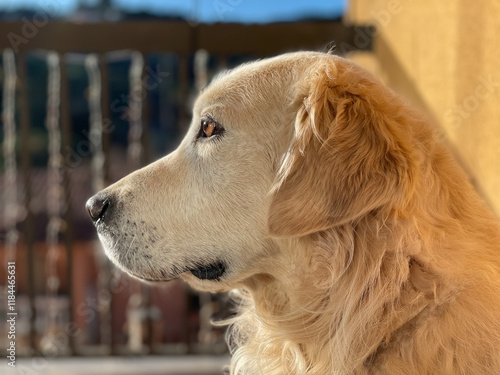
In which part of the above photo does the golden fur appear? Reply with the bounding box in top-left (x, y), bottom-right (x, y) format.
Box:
top-left (226, 56), bottom-right (500, 374)
top-left (90, 52), bottom-right (500, 374)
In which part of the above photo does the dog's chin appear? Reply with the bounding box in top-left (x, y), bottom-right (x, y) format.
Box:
top-left (98, 237), bottom-right (230, 287)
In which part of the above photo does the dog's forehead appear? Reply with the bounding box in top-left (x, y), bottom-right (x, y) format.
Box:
top-left (194, 52), bottom-right (329, 115)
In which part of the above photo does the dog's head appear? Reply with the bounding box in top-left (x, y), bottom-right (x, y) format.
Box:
top-left (86, 52), bottom-right (418, 291)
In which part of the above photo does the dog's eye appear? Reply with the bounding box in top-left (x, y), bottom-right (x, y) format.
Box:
top-left (199, 118), bottom-right (223, 139)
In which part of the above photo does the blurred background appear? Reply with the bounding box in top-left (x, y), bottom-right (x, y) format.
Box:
top-left (0, 0), bottom-right (498, 374)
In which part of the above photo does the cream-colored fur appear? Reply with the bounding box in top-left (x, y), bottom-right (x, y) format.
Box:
top-left (91, 52), bottom-right (500, 374)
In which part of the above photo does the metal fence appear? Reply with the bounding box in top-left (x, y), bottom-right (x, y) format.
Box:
top-left (0, 20), bottom-right (371, 358)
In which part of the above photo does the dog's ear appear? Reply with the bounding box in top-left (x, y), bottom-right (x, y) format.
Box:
top-left (267, 58), bottom-right (418, 237)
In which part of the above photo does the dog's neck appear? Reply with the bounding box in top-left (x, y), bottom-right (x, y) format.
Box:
top-left (228, 216), bottom-right (450, 374)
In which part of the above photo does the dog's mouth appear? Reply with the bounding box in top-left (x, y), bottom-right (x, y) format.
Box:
top-left (188, 261), bottom-right (226, 281)
top-left (123, 260), bottom-right (227, 283)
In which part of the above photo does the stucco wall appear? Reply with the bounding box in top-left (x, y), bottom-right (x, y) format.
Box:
top-left (346, 0), bottom-right (500, 216)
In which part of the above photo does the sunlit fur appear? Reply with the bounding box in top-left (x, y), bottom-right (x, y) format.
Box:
top-left (93, 52), bottom-right (500, 374)
top-left (226, 56), bottom-right (500, 374)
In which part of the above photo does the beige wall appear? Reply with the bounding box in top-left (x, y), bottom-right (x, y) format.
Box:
top-left (346, 0), bottom-right (500, 216)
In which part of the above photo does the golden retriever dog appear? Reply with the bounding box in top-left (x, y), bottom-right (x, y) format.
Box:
top-left (86, 52), bottom-right (500, 374)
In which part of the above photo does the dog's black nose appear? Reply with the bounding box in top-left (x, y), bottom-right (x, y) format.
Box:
top-left (86, 194), bottom-right (109, 221)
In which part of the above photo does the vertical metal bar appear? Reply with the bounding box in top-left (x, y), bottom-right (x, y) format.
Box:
top-left (99, 54), bottom-right (115, 355)
top-left (59, 52), bottom-right (75, 355)
top-left (127, 51), bottom-right (145, 171)
top-left (177, 53), bottom-right (190, 134)
top-left (100, 55), bottom-right (111, 187)
top-left (86, 52), bottom-right (112, 355)
top-left (18, 51), bottom-right (37, 353)
top-left (140, 53), bottom-right (150, 167)
top-left (218, 54), bottom-right (228, 72)
top-left (2, 49), bottom-right (19, 269)
top-left (194, 49), bottom-right (209, 93)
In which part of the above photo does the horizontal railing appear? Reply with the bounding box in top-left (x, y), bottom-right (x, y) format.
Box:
top-left (0, 21), bottom-right (371, 54)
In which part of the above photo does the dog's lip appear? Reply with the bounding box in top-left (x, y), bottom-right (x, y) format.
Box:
top-left (129, 271), bottom-right (178, 283)
top-left (122, 264), bottom-right (186, 283)
top-left (137, 276), bottom-right (174, 283)
top-left (132, 262), bottom-right (228, 283)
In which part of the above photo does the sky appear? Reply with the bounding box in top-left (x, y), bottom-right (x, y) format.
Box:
top-left (0, 0), bottom-right (347, 23)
